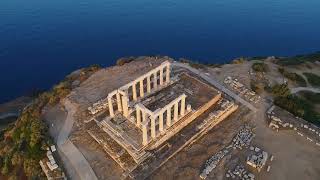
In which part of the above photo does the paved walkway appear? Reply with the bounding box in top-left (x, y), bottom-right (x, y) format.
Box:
top-left (291, 87), bottom-right (320, 94)
top-left (57, 99), bottom-right (98, 180)
top-left (173, 62), bottom-right (257, 112)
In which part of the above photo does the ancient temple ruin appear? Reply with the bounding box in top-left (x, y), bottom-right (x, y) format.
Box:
top-left (88, 59), bottom-right (237, 176)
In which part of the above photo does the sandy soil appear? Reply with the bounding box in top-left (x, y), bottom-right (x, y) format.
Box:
top-left (252, 101), bottom-right (320, 180)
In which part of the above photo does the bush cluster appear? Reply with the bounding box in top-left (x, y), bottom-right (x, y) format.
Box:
top-left (278, 68), bottom-right (307, 87)
top-left (271, 84), bottom-right (320, 126)
top-left (277, 51), bottom-right (320, 65)
top-left (0, 65), bottom-right (101, 178)
top-left (252, 62), bottom-right (269, 72)
top-left (303, 73), bottom-right (320, 87)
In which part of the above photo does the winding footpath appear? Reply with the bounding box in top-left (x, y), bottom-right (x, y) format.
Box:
top-left (173, 62), bottom-right (257, 112)
top-left (290, 87), bottom-right (320, 94)
top-left (57, 99), bottom-right (98, 180)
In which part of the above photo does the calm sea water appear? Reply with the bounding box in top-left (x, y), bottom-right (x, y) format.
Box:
top-left (1, 0), bottom-right (320, 103)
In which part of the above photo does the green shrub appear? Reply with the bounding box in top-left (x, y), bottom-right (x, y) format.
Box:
top-left (303, 73), bottom-right (320, 87)
top-left (277, 51), bottom-right (320, 65)
top-left (274, 95), bottom-right (320, 125)
top-left (250, 81), bottom-right (264, 94)
top-left (278, 68), bottom-right (307, 86)
top-left (271, 84), bottom-right (290, 97)
top-left (116, 57), bottom-right (135, 66)
top-left (299, 91), bottom-right (320, 104)
top-left (252, 62), bottom-right (268, 72)
top-left (179, 58), bottom-right (222, 69)
top-left (0, 64), bottom-right (102, 178)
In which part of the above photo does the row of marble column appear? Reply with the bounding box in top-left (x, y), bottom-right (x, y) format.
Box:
top-left (136, 94), bottom-right (190, 146)
top-left (131, 63), bottom-right (170, 101)
top-left (107, 61), bottom-right (171, 118)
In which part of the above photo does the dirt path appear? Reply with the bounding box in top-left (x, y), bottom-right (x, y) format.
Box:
top-left (252, 101), bottom-right (320, 180)
top-left (291, 87), bottom-right (320, 94)
top-left (57, 99), bottom-right (98, 180)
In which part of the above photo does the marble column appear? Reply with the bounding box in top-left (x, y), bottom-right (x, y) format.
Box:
top-left (166, 107), bottom-right (172, 127)
top-left (174, 101), bottom-right (179, 121)
top-left (116, 93), bottom-right (122, 112)
top-left (151, 115), bottom-right (156, 138)
top-left (132, 83), bottom-right (137, 101)
top-left (159, 112), bottom-right (164, 132)
top-left (142, 109), bottom-right (146, 123)
top-left (108, 97), bottom-right (114, 117)
top-left (181, 96), bottom-right (186, 116)
top-left (142, 122), bottom-right (149, 146)
top-left (136, 107), bottom-right (141, 127)
top-left (139, 79), bottom-right (144, 98)
top-left (166, 64), bottom-right (170, 84)
top-left (160, 68), bottom-right (164, 86)
top-left (121, 94), bottom-right (129, 117)
top-left (153, 72), bottom-right (158, 90)
top-left (147, 76), bottom-right (151, 93)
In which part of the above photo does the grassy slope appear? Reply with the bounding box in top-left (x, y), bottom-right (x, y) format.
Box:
top-left (277, 51), bottom-right (320, 65)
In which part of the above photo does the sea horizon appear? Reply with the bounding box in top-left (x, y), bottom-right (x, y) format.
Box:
top-left (1, 0), bottom-right (320, 103)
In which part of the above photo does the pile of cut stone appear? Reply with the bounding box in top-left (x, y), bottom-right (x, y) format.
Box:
top-left (232, 126), bottom-right (255, 149)
top-left (247, 147), bottom-right (268, 172)
top-left (88, 98), bottom-right (109, 115)
top-left (267, 115), bottom-right (294, 131)
top-left (199, 149), bottom-right (230, 179)
top-left (225, 165), bottom-right (255, 180)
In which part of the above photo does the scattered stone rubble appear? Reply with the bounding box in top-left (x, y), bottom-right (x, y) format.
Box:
top-left (225, 165), bottom-right (255, 180)
top-left (224, 76), bottom-right (260, 103)
top-left (231, 125), bottom-right (255, 149)
top-left (87, 97), bottom-right (111, 115)
top-left (246, 147), bottom-right (269, 172)
top-left (200, 126), bottom-right (254, 179)
top-left (267, 106), bottom-right (320, 147)
top-left (39, 145), bottom-right (66, 180)
top-left (200, 149), bottom-right (230, 179)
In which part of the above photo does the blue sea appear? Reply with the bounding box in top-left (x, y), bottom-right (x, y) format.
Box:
top-left (1, 0), bottom-right (320, 103)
